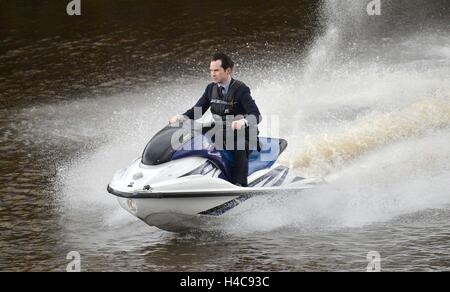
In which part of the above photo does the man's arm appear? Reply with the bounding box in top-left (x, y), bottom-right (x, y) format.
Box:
top-left (182, 85), bottom-right (212, 120)
top-left (238, 86), bottom-right (262, 127)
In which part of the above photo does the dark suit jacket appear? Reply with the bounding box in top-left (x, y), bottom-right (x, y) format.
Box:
top-left (182, 79), bottom-right (262, 127)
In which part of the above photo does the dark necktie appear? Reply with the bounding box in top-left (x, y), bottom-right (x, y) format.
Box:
top-left (219, 86), bottom-right (225, 98)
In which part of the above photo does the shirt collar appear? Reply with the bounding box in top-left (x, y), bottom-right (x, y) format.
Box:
top-left (218, 76), bottom-right (232, 92)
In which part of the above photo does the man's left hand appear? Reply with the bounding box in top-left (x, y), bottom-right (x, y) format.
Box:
top-left (231, 119), bottom-right (247, 131)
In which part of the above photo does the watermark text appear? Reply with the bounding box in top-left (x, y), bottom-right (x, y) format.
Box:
top-left (67, 0), bottom-right (81, 16)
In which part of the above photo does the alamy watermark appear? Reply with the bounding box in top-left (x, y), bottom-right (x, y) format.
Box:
top-left (66, 0), bottom-right (380, 17)
top-left (169, 108), bottom-right (280, 162)
top-left (67, 0), bottom-right (81, 16)
top-left (66, 251), bottom-right (81, 272)
top-left (367, 0), bottom-right (381, 16)
top-left (366, 251), bottom-right (381, 272)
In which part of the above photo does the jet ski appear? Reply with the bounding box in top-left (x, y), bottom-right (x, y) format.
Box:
top-left (107, 121), bottom-right (323, 232)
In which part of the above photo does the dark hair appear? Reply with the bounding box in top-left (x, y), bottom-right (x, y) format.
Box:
top-left (212, 52), bottom-right (234, 70)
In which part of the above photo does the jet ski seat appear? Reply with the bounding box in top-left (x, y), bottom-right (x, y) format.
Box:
top-left (248, 137), bottom-right (287, 175)
top-left (172, 135), bottom-right (288, 180)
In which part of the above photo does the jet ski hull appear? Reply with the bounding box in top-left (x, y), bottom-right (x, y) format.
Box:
top-left (108, 177), bottom-right (320, 232)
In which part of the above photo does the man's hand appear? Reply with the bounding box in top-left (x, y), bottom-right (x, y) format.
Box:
top-left (169, 115), bottom-right (185, 125)
top-left (231, 119), bottom-right (247, 131)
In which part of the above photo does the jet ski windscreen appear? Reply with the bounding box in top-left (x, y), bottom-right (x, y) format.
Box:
top-left (141, 126), bottom-right (187, 165)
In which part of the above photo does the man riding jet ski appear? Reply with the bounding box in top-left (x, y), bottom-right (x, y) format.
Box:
top-left (107, 121), bottom-right (323, 232)
top-left (107, 52), bottom-right (322, 232)
top-left (171, 52), bottom-right (262, 187)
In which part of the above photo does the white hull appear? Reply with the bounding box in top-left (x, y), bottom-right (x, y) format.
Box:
top-left (109, 169), bottom-right (321, 232)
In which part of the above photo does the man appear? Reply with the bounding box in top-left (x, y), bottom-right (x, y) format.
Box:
top-left (169, 52), bottom-right (262, 187)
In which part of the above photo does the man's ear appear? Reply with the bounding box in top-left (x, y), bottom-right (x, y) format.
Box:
top-left (226, 68), bottom-right (232, 75)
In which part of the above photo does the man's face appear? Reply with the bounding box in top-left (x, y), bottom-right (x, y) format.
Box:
top-left (210, 60), bottom-right (231, 83)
